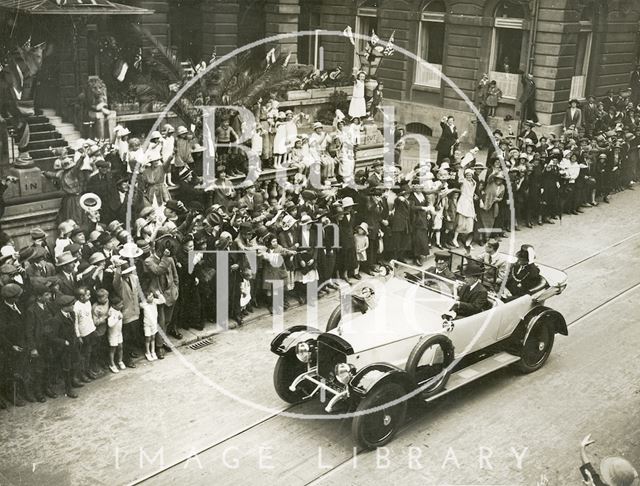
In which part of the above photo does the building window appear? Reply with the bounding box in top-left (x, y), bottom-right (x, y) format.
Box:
top-left (298, 0), bottom-right (322, 67)
top-left (415, 0), bottom-right (446, 88)
top-left (355, 0), bottom-right (378, 68)
top-left (570, 7), bottom-right (594, 100)
top-left (489, 1), bottom-right (525, 99)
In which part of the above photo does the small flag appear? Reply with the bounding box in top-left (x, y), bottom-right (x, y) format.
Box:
top-left (114, 60), bottom-right (128, 82)
top-left (265, 48), bottom-right (276, 66)
top-left (133, 48), bottom-right (143, 70)
top-left (384, 31), bottom-right (396, 56)
top-left (209, 47), bottom-right (217, 65)
top-left (370, 30), bottom-right (379, 46)
top-left (343, 26), bottom-right (356, 46)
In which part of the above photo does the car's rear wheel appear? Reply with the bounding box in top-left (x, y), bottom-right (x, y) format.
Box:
top-left (515, 320), bottom-right (555, 374)
top-left (352, 382), bottom-right (408, 450)
top-left (405, 335), bottom-right (455, 396)
top-left (273, 355), bottom-right (313, 403)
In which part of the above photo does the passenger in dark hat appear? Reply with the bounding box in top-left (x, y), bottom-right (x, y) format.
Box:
top-left (445, 260), bottom-right (489, 319)
top-left (426, 250), bottom-right (455, 279)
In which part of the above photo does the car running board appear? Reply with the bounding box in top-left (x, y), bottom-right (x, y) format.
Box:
top-left (423, 351), bottom-right (521, 403)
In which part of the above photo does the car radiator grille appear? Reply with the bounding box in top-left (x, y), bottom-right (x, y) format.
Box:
top-left (317, 340), bottom-right (346, 381)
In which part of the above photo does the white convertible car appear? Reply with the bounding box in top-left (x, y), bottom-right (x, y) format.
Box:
top-left (270, 252), bottom-right (568, 449)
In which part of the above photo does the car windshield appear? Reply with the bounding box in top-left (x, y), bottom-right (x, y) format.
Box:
top-left (392, 260), bottom-right (458, 299)
top-left (449, 251), bottom-right (499, 289)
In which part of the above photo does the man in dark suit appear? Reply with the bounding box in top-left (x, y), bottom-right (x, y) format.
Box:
top-left (54, 251), bottom-right (78, 296)
top-left (45, 294), bottom-right (82, 398)
top-left (0, 283), bottom-right (34, 405)
top-left (436, 116), bottom-right (459, 163)
top-left (361, 186), bottom-right (386, 272)
top-left (24, 281), bottom-right (56, 400)
top-left (86, 159), bottom-right (115, 208)
top-left (446, 261), bottom-right (489, 319)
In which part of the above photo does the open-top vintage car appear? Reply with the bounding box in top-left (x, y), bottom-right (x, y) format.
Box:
top-left (270, 252), bottom-right (568, 449)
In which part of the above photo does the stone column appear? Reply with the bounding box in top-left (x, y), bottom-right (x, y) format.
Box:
top-left (265, 0), bottom-right (301, 62)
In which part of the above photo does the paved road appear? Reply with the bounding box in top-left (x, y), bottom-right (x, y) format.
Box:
top-left (1, 189), bottom-right (640, 486)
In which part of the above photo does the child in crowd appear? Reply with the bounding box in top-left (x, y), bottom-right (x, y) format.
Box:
top-left (485, 80), bottom-right (502, 116)
top-left (91, 288), bottom-right (110, 372)
top-left (74, 286), bottom-right (97, 382)
top-left (239, 269), bottom-right (252, 320)
top-left (354, 223), bottom-right (369, 277)
top-left (107, 296), bottom-right (125, 373)
top-left (141, 291), bottom-right (162, 361)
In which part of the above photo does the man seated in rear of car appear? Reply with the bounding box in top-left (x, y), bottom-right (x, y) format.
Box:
top-left (505, 247), bottom-right (541, 298)
top-left (444, 261), bottom-right (489, 319)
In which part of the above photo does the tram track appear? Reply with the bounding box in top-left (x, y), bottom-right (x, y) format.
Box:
top-left (129, 230), bottom-right (640, 486)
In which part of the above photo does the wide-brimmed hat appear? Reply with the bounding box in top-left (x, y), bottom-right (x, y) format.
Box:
top-left (176, 126), bottom-right (189, 136)
top-left (599, 457), bottom-right (639, 486)
top-left (463, 261), bottom-right (483, 277)
top-left (80, 193), bottom-right (102, 213)
top-left (119, 242), bottom-right (143, 259)
top-left (149, 131), bottom-right (162, 140)
top-left (191, 143), bottom-right (205, 153)
top-left (30, 227), bottom-right (47, 241)
top-left (88, 252), bottom-right (107, 265)
top-left (356, 222), bottom-right (369, 235)
top-left (163, 124), bottom-right (175, 134)
top-left (299, 214), bottom-right (314, 225)
top-left (313, 122), bottom-right (324, 130)
top-left (341, 197), bottom-right (357, 208)
top-left (178, 166), bottom-right (194, 182)
top-left (55, 251), bottom-right (77, 267)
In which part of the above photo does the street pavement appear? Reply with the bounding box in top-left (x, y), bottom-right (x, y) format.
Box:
top-left (1, 188), bottom-right (640, 486)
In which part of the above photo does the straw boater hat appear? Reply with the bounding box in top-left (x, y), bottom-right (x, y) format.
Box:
top-left (341, 197), bottom-right (357, 209)
top-left (119, 242), bottom-right (143, 259)
top-left (313, 122), bottom-right (324, 130)
top-left (80, 193), bottom-right (102, 213)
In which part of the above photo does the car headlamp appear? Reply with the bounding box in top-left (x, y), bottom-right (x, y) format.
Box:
top-left (295, 342), bottom-right (311, 363)
top-left (335, 363), bottom-right (354, 385)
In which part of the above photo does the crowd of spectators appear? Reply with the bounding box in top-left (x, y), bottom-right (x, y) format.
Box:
top-left (0, 86), bottom-right (638, 407)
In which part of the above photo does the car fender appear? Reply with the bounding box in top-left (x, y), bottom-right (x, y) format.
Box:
top-left (270, 325), bottom-right (322, 356)
top-left (348, 363), bottom-right (415, 400)
top-left (519, 306), bottom-right (568, 344)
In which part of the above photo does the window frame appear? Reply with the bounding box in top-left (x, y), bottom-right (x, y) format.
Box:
top-left (488, 2), bottom-right (526, 101)
top-left (414, 8), bottom-right (446, 89)
top-left (570, 20), bottom-right (593, 101)
top-left (354, 7), bottom-right (378, 69)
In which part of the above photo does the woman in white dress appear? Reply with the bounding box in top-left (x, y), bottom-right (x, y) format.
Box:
top-left (348, 71), bottom-right (367, 119)
top-left (272, 112), bottom-right (288, 168)
top-left (452, 169), bottom-right (477, 249)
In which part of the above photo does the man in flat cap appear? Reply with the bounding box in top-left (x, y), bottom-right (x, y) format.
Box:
top-left (25, 281), bottom-right (56, 401)
top-left (0, 283), bottom-right (35, 405)
top-left (46, 294), bottom-right (82, 398)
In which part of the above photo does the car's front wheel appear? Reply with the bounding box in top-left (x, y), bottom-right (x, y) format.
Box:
top-left (351, 382), bottom-right (408, 450)
top-left (273, 355), bottom-right (312, 403)
top-left (515, 319), bottom-right (555, 374)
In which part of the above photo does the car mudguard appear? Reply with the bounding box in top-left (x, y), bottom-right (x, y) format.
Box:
top-left (518, 306), bottom-right (568, 344)
top-left (270, 325), bottom-right (322, 356)
top-left (349, 363), bottom-right (415, 400)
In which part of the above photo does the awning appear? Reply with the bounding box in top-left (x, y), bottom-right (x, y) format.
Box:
top-left (0, 0), bottom-right (153, 16)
